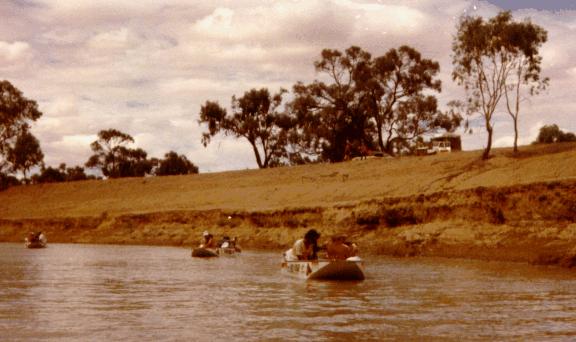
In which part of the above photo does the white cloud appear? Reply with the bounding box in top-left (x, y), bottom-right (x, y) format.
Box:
top-left (43, 134), bottom-right (96, 167)
top-left (342, 0), bottom-right (427, 35)
top-left (191, 136), bottom-right (256, 172)
top-left (0, 41), bottom-right (32, 66)
top-left (42, 96), bottom-right (79, 118)
top-left (493, 120), bottom-right (544, 148)
top-left (87, 27), bottom-right (139, 51)
top-left (193, 7), bottom-right (237, 38)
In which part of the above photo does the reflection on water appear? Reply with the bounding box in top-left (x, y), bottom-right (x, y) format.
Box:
top-left (1, 243), bottom-right (576, 341)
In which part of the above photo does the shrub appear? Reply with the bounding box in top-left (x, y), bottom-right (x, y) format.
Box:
top-left (383, 207), bottom-right (419, 228)
top-left (355, 211), bottom-right (380, 226)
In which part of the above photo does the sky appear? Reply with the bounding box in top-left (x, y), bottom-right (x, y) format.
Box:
top-left (1, 0), bottom-right (575, 173)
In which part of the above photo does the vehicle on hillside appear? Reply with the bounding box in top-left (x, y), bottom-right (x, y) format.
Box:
top-left (429, 140), bottom-right (452, 154)
top-left (416, 134), bottom-right (461, 156)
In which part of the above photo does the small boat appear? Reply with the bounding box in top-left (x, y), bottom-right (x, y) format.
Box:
top-left (281, 257), bottom-right (365, 281)
top-left (191, 246), bottom-right (241, 258)
top-left (25, 238), bottom-right (47, 249)
top-left (191, 247), bottom-right (219, 258)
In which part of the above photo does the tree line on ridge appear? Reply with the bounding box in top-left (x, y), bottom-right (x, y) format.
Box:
top-left (1, 11), bottom-right (573, 190)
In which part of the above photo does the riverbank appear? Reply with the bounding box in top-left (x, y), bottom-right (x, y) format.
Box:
top-left (1, 143), bottom-right (575, 267)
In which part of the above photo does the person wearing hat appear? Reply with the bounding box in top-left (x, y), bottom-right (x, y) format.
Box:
top-left (289, 229), bottom-right (321, 261)
top-left (200, 230), bottom-right (216, 248)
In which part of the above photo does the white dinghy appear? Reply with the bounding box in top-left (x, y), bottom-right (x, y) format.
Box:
top-left (281, 257), bottom-right (365, 281)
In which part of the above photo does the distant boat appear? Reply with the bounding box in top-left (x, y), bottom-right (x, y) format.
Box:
top-left (191, 245), bottom-right (241, 258)
top-left (25, 235), bottom-right (47, 249)
top-left (281, 257), bottom-right (365, 281)
top-left (192, 238), bottom-right (242, 258)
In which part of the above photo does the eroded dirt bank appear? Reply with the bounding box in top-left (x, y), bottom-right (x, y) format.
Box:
top-left (2, 179), bottom-right (575, 267)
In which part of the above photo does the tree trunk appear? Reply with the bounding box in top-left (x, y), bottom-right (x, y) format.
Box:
top-left (376, 123), bottom-right (385, 153)
top-left (513, 117), bottom-right (519, 153)
top-left (384, 139), bottom-right (394, 156)
top-left (251, 142), bottom-right (264, 168)
top-left (483, 123), bottom-right (493, 160)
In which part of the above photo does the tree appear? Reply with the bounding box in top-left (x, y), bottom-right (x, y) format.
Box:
top-left (7, 130), bottom-right (44, 181)
top-left (86, 129), bottom-right (134, 177)
top-left (453, 11), bottom-right (548, 159)
top-left (289, 46), bottom-right (374, 162)
top-left (154, 151), bottom-right (199, 176)
top-left (289, 46), bottom-right (458, 159)
top-left (364, 46), bottom-right (450, 155)
top-left (0, 80), bottom-right (42, 174)
top-left (85, 129), bottom-right (152, 178)
top-left (396, 96), bottom-right (462, 153)
top-left (31, 163), bottom-right (91, 184)
top-left (0, 172), bottom-right (20, 191)
top-left (501, 15), bottom-right (548, 152)
top-left (534, 124), bottom-right (576, 144)
top-left (32, 164), bottom-right (66, 183)
top-left (199, 88), bottom-right (288, 168)
top-left (65, 165), bottom-right (90, 181)
top-left (116, 147), bottom-right (153, 177)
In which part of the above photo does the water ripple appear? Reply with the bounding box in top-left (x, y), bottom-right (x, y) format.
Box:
top-left (1, 244), bottom-right (576, 341)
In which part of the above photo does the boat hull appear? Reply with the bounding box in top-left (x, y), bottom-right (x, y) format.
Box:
top-left (217, 247), bottom-right (240, 256)
top-left (25, 240), bottom-right (47, 249)
top-left (191, 247), bottom-right (219, 258)
top-left (282, 259), bottom-right (365, 281)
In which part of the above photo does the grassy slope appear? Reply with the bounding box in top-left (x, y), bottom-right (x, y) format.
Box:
top-left (2, 143), bottom-right (575, 219)
top-left (1, 143), bottom-right (576, 266)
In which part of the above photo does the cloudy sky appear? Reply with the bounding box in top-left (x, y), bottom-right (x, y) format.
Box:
top-left (1, 0), bottom-right (575, 172)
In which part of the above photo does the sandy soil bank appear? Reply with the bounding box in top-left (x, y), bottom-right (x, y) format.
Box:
top-left (1, 143), bottom-right (575, 267)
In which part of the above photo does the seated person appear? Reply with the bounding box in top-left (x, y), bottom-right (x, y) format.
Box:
top-left (37, 231), bottom-right (47, 244)
top-left (217, 236), bottom-right (242, 253)
top-left (346, 241), bottom-right (359, 257)
top-left (286, 229), bottom-right (321, 261)
top-left (219, 236), bottom-right (231, 248)
top-left (200, 231), bottom-right (216, 248)
top-left (231, 237), bottom-right (242, 252)
top-left (326, 235), bottom-right (352, 260)
top-left (26, 231), bottom-right (36, 243)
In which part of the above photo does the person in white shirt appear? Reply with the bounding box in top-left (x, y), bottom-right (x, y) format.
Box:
top-left (285, 229), bottom-right (321, 261)
top-left (37, 232), bottom-right (47, 244)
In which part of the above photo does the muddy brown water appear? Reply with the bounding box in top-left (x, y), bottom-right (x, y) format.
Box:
top-left (1, 243), bottom-right (576, 341)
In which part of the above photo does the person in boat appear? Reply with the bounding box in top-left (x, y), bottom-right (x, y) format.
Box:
top-left (200, 231), bottom-right (216, 248)
top-left (27, 231), bottom-right (45, 243)
top-left (37, 231), bottom-right (47, 244)
top-left (218, 236), bottom-right (231, 248)
top-left (345, 241), bottom-right (359, 257)
top-left (285, 229), bottom-right (321, 261)
top-left (231, 237), bottom-right (242, 252)
top-left (27, 231), bottom-right (36, 243)
top-left (218, 236), bottom-right (242, 252)
top-left (326, 235), bottom-right (352, 260)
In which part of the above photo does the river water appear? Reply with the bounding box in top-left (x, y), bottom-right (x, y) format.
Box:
top-left (1, 243), bottom-right (576, 341)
